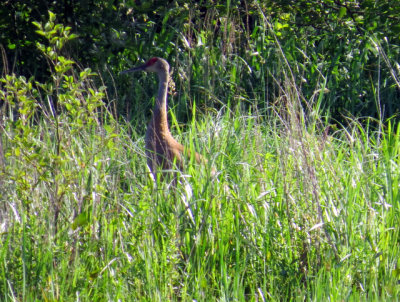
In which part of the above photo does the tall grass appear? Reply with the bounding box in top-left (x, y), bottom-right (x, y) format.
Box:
top-left (1, 11), bottom-right (400, 302)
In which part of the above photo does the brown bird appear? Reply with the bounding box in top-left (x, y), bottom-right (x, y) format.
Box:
top-left (121, 57), bottom-right (205, 181)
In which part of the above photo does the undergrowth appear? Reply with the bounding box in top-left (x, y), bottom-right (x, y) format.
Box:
top-left (1, 11), bottom-right (399, 302)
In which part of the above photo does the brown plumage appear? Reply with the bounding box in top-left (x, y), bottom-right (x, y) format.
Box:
top-left (121, 57), bottom-right (204, 180)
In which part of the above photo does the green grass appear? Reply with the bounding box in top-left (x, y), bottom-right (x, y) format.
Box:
top-left (1, 11), bottom-right (400, 302)
top-left (1, 92), bottom-right (399, 300)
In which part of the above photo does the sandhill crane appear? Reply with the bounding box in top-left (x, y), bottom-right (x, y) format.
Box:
top-left (121, 57), bottom-right (206, 181)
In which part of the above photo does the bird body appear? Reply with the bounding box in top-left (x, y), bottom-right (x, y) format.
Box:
top-left (122, 57), bottom-right (204, 180)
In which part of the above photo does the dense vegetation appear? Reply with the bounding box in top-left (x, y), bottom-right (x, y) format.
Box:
top-left (1, 1), bottom-right (400, 301)
top-left (2, 0), bottom-right (400, 122)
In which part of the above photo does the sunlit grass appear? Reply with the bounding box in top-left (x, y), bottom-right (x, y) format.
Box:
top-left (1, 98), bottom-right (399, 300)
top-left (1, 10), bottom-right (400, 301)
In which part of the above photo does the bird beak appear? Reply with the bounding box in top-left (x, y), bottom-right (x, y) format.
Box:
top-left (120, 64), bottom-right (147, 75)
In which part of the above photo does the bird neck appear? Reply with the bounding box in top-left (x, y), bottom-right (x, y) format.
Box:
top-left (151, 70), bottom-right (170, 135)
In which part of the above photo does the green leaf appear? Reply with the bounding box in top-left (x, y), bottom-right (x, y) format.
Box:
top-left (49, 11), bottom-right (56, 22)
top-left (72, 212), bottom-right (89, 230)
top-left (69, 33), bottom-right (78, 40)
top-left (32, 21), bottom-right (42, 30)
top-left (338, 7), bottom-right (347, 19)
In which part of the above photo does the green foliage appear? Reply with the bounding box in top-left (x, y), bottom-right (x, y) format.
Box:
top-left (0, 15), bottom-right (110, 229)
top-left (0, 16), bottom-right (129, 300)
top-left (1, 1), bottom-right (399, 123)
top-left (0, 6), bottom-right (400, 302)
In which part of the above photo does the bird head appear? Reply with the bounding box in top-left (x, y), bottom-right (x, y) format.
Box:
top-left (120, 57), bottom-right (169, 75)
